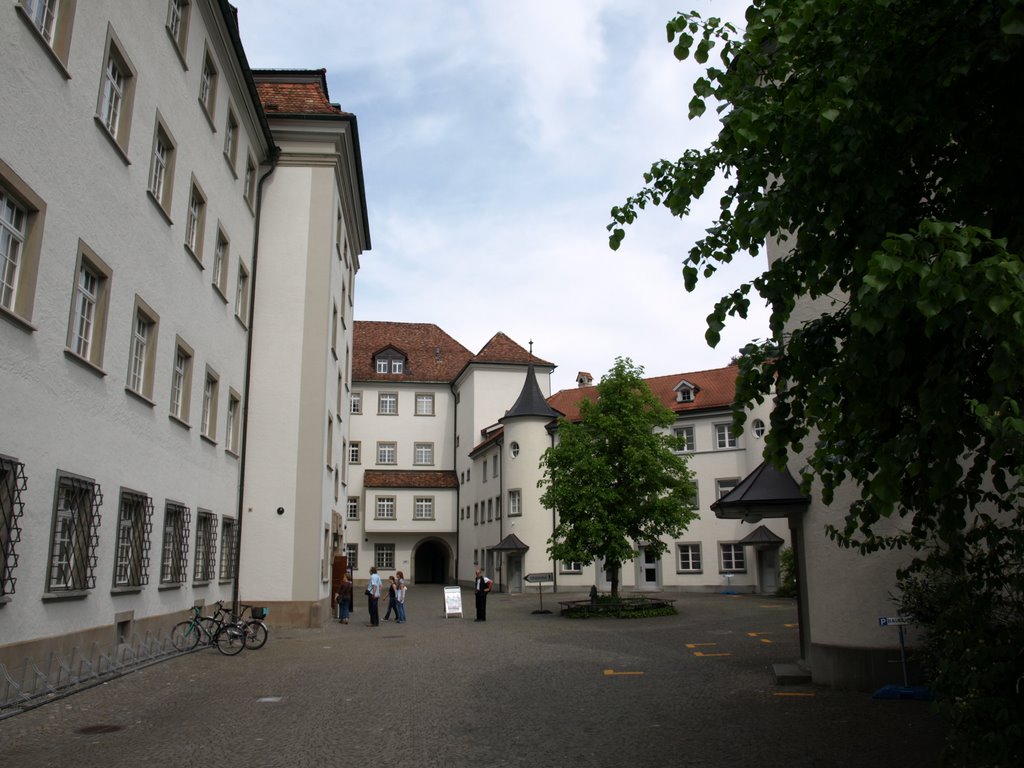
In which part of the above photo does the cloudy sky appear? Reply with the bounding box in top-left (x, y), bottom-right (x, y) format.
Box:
top-left (235, 0), bottom-right (769, 393)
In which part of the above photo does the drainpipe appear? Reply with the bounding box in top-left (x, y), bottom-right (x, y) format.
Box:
top-left (231, 147), bottom-right (281, 618)
top-left (451, 382), bottom-right (459, 585)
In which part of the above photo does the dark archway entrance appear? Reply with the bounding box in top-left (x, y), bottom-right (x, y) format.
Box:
top-left (413, 539), bottom-right (450, 583)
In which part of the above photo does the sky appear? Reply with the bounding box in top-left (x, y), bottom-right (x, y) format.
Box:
top-left (235, 0), bottom-right (769, 394)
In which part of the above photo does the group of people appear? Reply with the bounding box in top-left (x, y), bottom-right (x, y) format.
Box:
top-left (333, 566), bottom-right (494, 625)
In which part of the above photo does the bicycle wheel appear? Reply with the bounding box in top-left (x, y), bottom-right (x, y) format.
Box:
top-left (197, 617), bottom-right (220, 646)
top-left (171, 621), bottom-right (200, 651)
top-left (214, 623), bottom-right (246, 656)
top-left (244, 620), bottom-right (268, 650)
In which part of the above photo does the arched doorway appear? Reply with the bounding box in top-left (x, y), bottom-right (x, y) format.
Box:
top-left (413, 539), bottom-right (451, 583)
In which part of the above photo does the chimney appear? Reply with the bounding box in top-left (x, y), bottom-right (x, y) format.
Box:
top-left (576, 371), bottom-right (593, 388)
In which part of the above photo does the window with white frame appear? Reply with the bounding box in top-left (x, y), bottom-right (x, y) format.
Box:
top-left (0, 181), bottom-right (30, 318)
top-left (415, 392), bottom-right (435, 416)
top-left (720, 543), bottom-right (746, 573)
top-left (375, 497), bottom-right (395, 520)
top-left (493, 458), bottom-right (498, 479)
top-left (375, 543), bottom-right (395, 569)
top-left (223, 106), bottom-right (239, 172)
top-left (375, 358), bottom-right (388, 374)
top-left (348, 441), bottom-right (360, 464)
top-left (126, 298), bottom-right (158, 400)
top-left (169, 339), bottom-right (193, 423)
top-left (198, 49), bottom-right (218, 119)
top-left (20, 0), bottom-right (76, 69)
top-left (378, 392), bottom-right (397, 415)
top-left (148, 117), bottom-right (176, 215)
top-left (677, 543), bottom-right (702, 573)
top-left (560, 561), bottom-right (582, 574)
top-left (716, 478), bottom-right (739, 500)
top-left (508, 489), bottom-right (522, 517)
top-left (326, 416), bottom-right (334, 466)
top-left (184, 180), bottom-right (206, 260)
top-left (113, 489), bottom-right (152, 588)
top-left (226, 390), bottom-right (241, 454)
top-left (165, 0), bottom-right (190, 60)
top-left (47, 472), bottom-right (103, 592)
top-left (674, 425), bottom-right (695, 452)
top-left (1, 456), bottom-right (27, 597)
top-left (212, 227), bottom-right (229, 297)
top-left (413, 443), bottom-right (433, 466)
top-left (96, 27), bottom-right (136, 156)
top-left (331, 302), bottom-right (339, 356)
top-left (345, 543), bottom-right (358, 569)
top-left (193, 510), bottom-right (217, 582)
top-left (376, 442), bottom-right (396, 465)
top-left (160, 500), bottom-right (190, 584)
top-left (715, 422), bottom-right (737, 449)
top-left (219, 516), bottom-right (237, 581)
top-left (235, 261), bottom-right (250, 322)
top-left (201, 369), bottom-right (219, 441)
top-left (66, 243), bottom-right (111, 369)
top-left (752, 418), bottom-right (766, 438)
top-left (346, 496), bottom-right (359, 520)
top-left (414, 497), bottom-right (434, 520)
top-left (495, 496), bottom-right (501, 519)
top-left (350, 391), bottom-right (362, 414)
top-left (243, 154), bottom-right (256, 208)
top-left (0, 162), bottom-right (46, 324)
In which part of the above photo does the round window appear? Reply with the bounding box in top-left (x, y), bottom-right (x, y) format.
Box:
top-left (752, 418), bottom-right (766, 438)
top-left (510, 442), bottom-right (520, 458)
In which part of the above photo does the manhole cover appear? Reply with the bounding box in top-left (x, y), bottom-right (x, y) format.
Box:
top-left (76, 724), bottom-right (124, 734)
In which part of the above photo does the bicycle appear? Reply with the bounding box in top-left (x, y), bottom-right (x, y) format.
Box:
top-left (170, 602), bottom-right (246, 656)
top-left (236, 604), bottom-right (269, 650)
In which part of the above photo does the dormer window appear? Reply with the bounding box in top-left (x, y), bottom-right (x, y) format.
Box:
top-left (674, 379), bottom-right (697, 403)
top-left (374, 348), bottom-right (406, 374)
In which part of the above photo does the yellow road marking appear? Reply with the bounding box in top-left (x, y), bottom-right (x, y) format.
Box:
top-left (603, 668), bottom-right (644, 676)
top-left (692, 651), bottom-right (732, 657)
top-left (784, 623), bottom-right (799, 628)
top-left (685, 642), bottom-right (717, 649)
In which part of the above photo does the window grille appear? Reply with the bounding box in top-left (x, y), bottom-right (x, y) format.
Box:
top-left (219, 517), bottom-right (237, 581)
top-left (114, 490), bottom-right (153, 587)
top-left (160, 501), bottom-right (191, 584)
top-left (193, 511), bottom-right (217, 582)
top-left (1, 456), bottom-right (27, 596)
top-left (48, 474), bottom-right (103, 592)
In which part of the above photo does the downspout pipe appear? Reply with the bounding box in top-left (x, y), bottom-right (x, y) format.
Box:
top-left (232, 146), bottom-right (281, 618)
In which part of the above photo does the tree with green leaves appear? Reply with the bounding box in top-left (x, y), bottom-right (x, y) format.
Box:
top-left (539, 357), bottom-right (697, 598)
top-left (608, 1), bottom-right (1023, 762)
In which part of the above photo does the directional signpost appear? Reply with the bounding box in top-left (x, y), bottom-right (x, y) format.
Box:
top-left (524, 572), bottom-right (554, 614)
top-left (872, 615), bottom-right (931, 701)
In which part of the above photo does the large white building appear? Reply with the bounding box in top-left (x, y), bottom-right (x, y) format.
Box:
top-left (0, 1), bottom-right (368, 674)
top-left (346, 321), bottom-right (788, 595)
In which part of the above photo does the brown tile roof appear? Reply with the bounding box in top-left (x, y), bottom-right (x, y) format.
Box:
top-left (547, 364), bottom-right (739, 422)
top-left (362, 470), bottom-right (459, 489)
top-left (253, 69), bottom-right (345, 116)
top-left (353, 321), bottom-right (474, 383)
top-left (473, 333), bottom-right (554, 367)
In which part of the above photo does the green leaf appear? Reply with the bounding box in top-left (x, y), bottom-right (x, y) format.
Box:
top-left (821, 107), bottom-right (840, 122)
top-left (987, 294), bottom-right (1013, 315)
top-left (688, 96), bottom-right (707, 119)
top-left (1000, 7), bottom-right (1024, 35)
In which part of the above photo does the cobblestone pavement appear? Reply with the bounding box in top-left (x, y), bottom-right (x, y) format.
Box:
top-left (0, 588), bottom-right (944, 768)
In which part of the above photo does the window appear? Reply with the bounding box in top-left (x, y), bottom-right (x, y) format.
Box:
top-left (413, 443), bottom-right (433, 466)
top-left (226, 390), bottom-right (241, 454)
top-left (561, 561), bottom-right (582, 574)
top-left (96, 26), bottom-right (136, 157)
top-left (331, 302), bottom-right (339, 356)
top-left (212, 227), bottom-right (229, 297)
top-left (375, 543), bottom-right (395, 570)
top-left (234, 261), bottom-right (250, 323)
top-left (674, 425), bottom-right (695, 452)
top-left (147, 116), bottom-right (176, 216)
top-left (193, 510), bottom-right (217, 582)
top-left (720, 543), bottom-right (746, 573)
top-left (199, 49), bottom-right (218, 120)
top-left (113, 489), bottom-right (153, 588)
top-left (375, 353), bottom-right (404, 374)
top-left (414, 497), bottom-right (434, 520)
top-left (508, 489), bottom-right (522, 517)
top-left (126, 298), bottom-right (159, 400)
top-left (495, 496), bottom-right (501, 519)
top-left (243, 154), bottom-right (257, 208)
top-left (184, 179), bottom-right (206, 261)
top-left (716, 478), bottom-right (739, 500)
top-left (493, 458), bottom-right (498, 479)
top-left (715, 423), bottom-right (737, 450)
top-left (47, 472), bottom-right (103, 592)
top-left (1, 164), bottom-right (47, 324)
top-left (169, 338), bottom-right (193, 423)
top-left (345, 543), bottom-right (358, 570)
top-left (350, 391), bottom-right (362, 414)
top-left (159, 501), bottom-right (190, 584)
top-left (19, 0), bottom-right (76, 70)
top-left (473, 503), bottom-right (478, 525)
top-left (677, 387), bottom-right (694, 403)
top-left (376, 442), bottom-right (396, 465)
top-left (348, 441), bottom-right (360, 464)
top-left (375, 497), bottom-right (395, 520)
top-left (509, 442), bottom-right (520, 458)
top-left (378, 392), bottom-right (397, 415)
top-left (677, 543), bottom-right (702, 573)
top-left (487, 499), bottom-right (493, 522)
top-left (752, 418), bottom-right (766, 438)
top-left (1, 455), bottom-right (27, 598)
top-left (219, 517), bottom-right (237, 581)
top-left (391, 359), bottom-right (403, 373)
top-left (165, 0), bottom-right (190, 60)
top-left (201, 368), bottom-right (219, 441)
top-left (482, 459), bottom-right (487, 482)
top-left (326, 416), bottom-right (334, 467)
top-left (66, 242), bottom-right (111, 369)
top-left (346, 497), bottom-right (359, 520)
top-left (415, 393), bottom-right (435, 416)
top-left (223, 106), bottom-right (239, 172)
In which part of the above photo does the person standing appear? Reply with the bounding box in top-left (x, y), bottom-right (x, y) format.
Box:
top-left (336, 573), bottom-right (352, 624)
top-left (367, 566), bottom-right (382, 627)
top-left (395, 570), bottom-right (407, 623)
top-left (474, 567), bottom-right (492, 622)
top-left (382, 575), bottom-right (398, 621)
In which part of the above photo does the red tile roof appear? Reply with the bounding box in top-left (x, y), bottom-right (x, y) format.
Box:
top-left (253, 69), bottom-right (345, 116)
top-left (353, 321), bottom-right (474, 383)
top-left (362, 470), bottom-right (459, 489)
top-left (547, 364), bottom-right (739, 422)
top-left (473, 333), bottom-right (554, 367)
